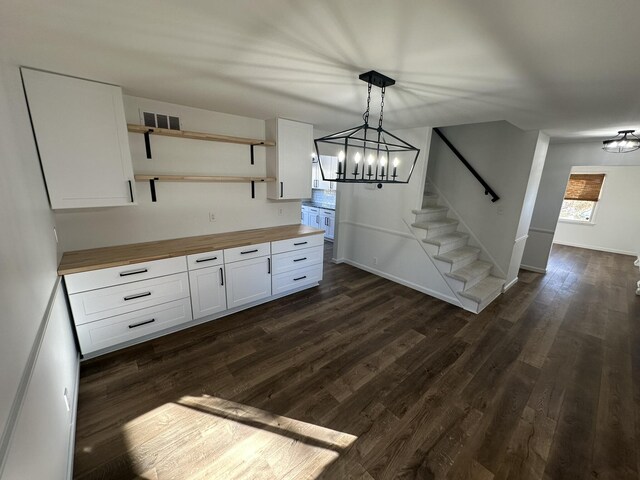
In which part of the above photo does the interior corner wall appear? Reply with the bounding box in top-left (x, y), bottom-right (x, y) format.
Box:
top-left (522, 141), bottom-right (640, 271)
top-left (53, 96), bottom-right (303, 252)
top-left (335, 127), bottom-right (460, 306)
top-left (426, 121), bottom-right (541, 281)
top-left (552, 165), bottom-right (640, 256)
top-left (0, 61), bottom-right (77, 477)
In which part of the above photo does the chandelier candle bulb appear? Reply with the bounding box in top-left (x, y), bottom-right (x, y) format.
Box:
top-left (380, 156), bottom-right (387, 179)
top-left (337, 151), bottom-right (345, 176)
top-left (392, 157), bottom-right (399, 180)
top-left (353, 152), bottom-right (361, 176)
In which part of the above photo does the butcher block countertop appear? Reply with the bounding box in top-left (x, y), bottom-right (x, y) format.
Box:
top-left (58, 224), bottom-right (325, 275)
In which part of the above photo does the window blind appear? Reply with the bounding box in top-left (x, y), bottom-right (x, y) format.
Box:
top-left (563, 173), bottom-right (605, 202)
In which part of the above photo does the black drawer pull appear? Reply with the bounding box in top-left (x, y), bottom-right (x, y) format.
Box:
top-left (267, 257), bottom-right (271, 274)
top-left (129, 318), bottom-right (155, 329)
top-left (119, 268), bottom-right (148, 277)
top-left (196, 256), bottom-right (218, 263)
top-left (293, 275), bottom-right (307, 281)
top-left (293, 241), bottom-right (307, 246)
top-left (293, 257), bottom-right (307, 262)
top-left (219, 267), bottom-right (224, 286)
top-left (241, 249), bottom-right (259, 255)
top-left (123, 291), bottom-right (151, 301)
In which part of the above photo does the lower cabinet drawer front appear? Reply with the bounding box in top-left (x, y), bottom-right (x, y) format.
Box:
top-left (272, 264), bottom-right (323, 295)
top-left (69, 272), bottom-right (190, 325)
top-left (64, 256), bottom-right (187, 294)
top-left (224, 242), bottom-right (270, 263)
top-left (76, 298), bottom-right (193, 355)
top-left (272, 246), bottom-right (323, 274)
top-left (271, 234), bottom-right (324, 255)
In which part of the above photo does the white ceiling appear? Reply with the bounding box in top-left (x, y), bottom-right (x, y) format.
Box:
top-left (2, 0), bottom-right (639, 139)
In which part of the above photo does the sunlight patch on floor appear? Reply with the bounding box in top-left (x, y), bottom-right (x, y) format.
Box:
top-left (120, 394), bottom-right (357, 479)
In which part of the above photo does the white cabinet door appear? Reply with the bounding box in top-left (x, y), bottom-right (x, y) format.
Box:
top-left (225, 256), bottom-right (272, 309)
top-left (189, 266), bottom-right (227, 320)
top-left (301, 207), bottom-right (309, 226)
top-left (267, 118), bottom-right (313, 200)
top-left (21, 68), bottom-right (135, 209)
top-left (320, 212), bottom-right (335, 240)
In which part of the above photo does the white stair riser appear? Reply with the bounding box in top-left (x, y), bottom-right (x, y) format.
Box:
top-left (414, 211), bottom-right (448, 222)
top-left (476, 288), bottom-right (503, 313)
top-left (423, 196), bottom-right (439, 207)
top-left (446, 268), bottom-right (491, 292)
top-left (436, 237), bottom-right (469, 255)
top-left (459, 295), bottom-right (480, 313)
top-left (421, 242), bottom-right (440, 256)
top-left (424, 223), bottom-right (459, 239)
top-left (434, 252), bottom-right (479, 273)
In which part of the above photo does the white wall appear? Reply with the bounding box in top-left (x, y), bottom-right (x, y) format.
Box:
top-left (427, 121), bottom-right (546, 284)
top-left (54, 96), bottom-right (303, 252)
top-left (2, 284), bottom-right (78, 480)
top-left (552, 165), bottom-right (640, 256)
top-left (0, 61), bottom-right (78, 476)
top-left (335, 127), bottom-right (461, 306)
top-left (522, 141), bottom-right (640, 271)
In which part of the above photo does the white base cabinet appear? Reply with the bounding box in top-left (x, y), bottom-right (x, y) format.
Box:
top-left (189, 266), bottom-right (227, 319)
top-left (65, 233), bottom-right (324, 358)
top-left (225, 255), bottom-right (272, 309)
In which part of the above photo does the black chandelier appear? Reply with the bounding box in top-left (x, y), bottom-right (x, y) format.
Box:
top-left (314, 70), bottom-right (420, 186)
top-left (602, 129), bottom-right (640, 153)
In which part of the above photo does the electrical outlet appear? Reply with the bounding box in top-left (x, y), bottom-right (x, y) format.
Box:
top-left (209, 212), bottom-right (216, 222)
top-left (278, 208), bottom-right (283, 216)
top-left (373, 257), bottom-right (378, 266)
top-left (497, 205), bottom-right (504, 216)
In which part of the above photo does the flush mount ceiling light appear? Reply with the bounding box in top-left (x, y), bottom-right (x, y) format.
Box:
top-left (314, 70), bottom-right (420, 187)
top-left (602, 129), bottom-right (640, 153)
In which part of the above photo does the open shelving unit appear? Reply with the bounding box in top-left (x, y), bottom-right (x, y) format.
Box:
top-left (127, 124), bottom-right (276, 201)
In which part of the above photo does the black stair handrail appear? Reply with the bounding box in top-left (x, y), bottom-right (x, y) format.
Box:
top-left (433, 127), bottom-right (500, 202)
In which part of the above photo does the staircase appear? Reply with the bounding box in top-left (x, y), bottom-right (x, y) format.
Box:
top-left (411, 191), bottom-right (505, 313)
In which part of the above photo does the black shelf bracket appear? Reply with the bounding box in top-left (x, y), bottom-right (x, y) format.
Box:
top-left (251, 180), bottom-right (255, 199)
top-left (144, 130), bottom-right (153, 159)
top-left (149, 177), bottom-right (158, 202)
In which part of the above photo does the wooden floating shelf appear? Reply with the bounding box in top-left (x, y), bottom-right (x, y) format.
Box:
top-left (134, 174), bottom-right (276, 183)
top-left (127, 124), bottom-right (275, 147)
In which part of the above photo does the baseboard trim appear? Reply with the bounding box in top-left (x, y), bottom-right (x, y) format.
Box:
top-left (0, 277), bottom-right (62, 476)
top-left (340, 258), bottom-right (463, 308)
top-left (520, 264), bottom-right (547, 274)
top-left (503, 277), bottom-right (519, 291)
top-left (552, 241), bottom-right (637, 257)
top-left (66, 355), bottom-right (81, 480)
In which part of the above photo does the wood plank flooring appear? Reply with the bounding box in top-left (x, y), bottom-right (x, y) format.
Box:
top-left (73, 243), bottom-right (640, 479)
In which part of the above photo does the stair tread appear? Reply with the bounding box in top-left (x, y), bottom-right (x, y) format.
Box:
top-left (446, 260), bottom-right (492, 282)
top-left (459, 276), bottom-right (505, 303)
top-left (412, 206), bottom-right (448, 215)
top-left (412, 218), bottom-right (458, 230)
top-left (422, 232), bottom-right (469, 246)
top-left (434, 246), bottom-right (480, 264)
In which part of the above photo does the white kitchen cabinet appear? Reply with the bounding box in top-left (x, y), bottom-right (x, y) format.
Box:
top-left (320, 209), bottom-right (335, 240)
top-left (305, 207), bottom-right (322, 229)
top-left (21, 68), bottom-right (135, 209)
top-left (189, 266), bottom-right (227, 319)
top-left (266, 118), bottom-right (313, 200)
top-left (225, 255), bottom-right (272, 309)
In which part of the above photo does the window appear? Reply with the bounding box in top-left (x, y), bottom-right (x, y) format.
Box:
top-left (559, 173), bottom-right (605, 222)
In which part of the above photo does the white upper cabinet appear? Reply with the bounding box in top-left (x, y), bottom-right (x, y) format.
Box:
top-left (266, 118), bottom-right (313, 200)
top-left (21, 68), bottom-right (135, 209)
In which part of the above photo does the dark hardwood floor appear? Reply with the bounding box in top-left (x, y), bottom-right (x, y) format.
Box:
top-left (73, 242), bottom-right (640, 479)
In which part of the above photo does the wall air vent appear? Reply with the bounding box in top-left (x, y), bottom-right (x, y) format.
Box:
top-left (142, 111), bottom-right (180, 131)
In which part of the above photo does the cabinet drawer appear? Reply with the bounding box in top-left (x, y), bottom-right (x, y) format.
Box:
top-left (187, 250), bottom-right (224, 270)
top-left (321, 208), bottom-right (335, 217)
top-left (69, 272), bottom-right (190, 325)
top-left (224, 242), bottom-right (270, 263)
top-left (272, 246), bottom-right (323, 275)
top-left (64, 256), bottom-right (187, 294)
top-left (76, 298), bottom-right (193, 355)
top-left (271, 234), bottom-right (324, 255)
top-left (272, 264), bottom-right (323, 295)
